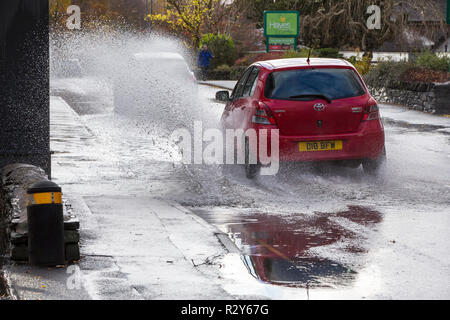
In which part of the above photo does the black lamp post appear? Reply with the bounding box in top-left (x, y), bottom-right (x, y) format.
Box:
top-left (145, 0), bottom-right (154, 28)
top-left (0, 0), bottom-right (51, 176)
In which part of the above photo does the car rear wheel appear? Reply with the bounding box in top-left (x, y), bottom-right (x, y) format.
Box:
top-left (362, 147), bottom-right (386, 175)
top-left (245, 138), bottom-right (260, 179)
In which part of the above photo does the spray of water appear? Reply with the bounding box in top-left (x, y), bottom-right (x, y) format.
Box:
top-left (50, 27), bottom-right (235, 206)
top-left (51, 28), bottom-right (218, 132)
top-left (50, 27), bottom-right (448, 215)
top-left (50, 28), bottom-right (372, 210)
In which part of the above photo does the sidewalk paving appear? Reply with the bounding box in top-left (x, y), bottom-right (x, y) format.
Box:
top-left (5, 85), bottom-right (449, 300)
top-left (4, 96), bottom-right (233, 300)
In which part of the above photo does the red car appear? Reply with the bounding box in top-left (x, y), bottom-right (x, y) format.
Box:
top-left (217, 58), bottom-right (386, 178)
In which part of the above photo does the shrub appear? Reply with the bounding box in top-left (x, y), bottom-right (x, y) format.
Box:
top-left (234, 54), bottom-right (253, 67)
top-left (214, 64), bottom-right (232, 73)
top-left (230, 66), bottom-right (248, 80)
top-left (234, 52), bottom-right (283, 66)
top-left (282, 48), bottom-right (314, 59)
top-left (415, 51), bottom-right (450, 72)
top-left (350, 55), bottom-right (372, 75)
top-left (199, 33), bottom-right (237, 70)
top-left (234, 48), bottom-right (344, 67)
top-left (315, 48), bottom-right (343, 58)
top-left (281, 48), bottom-right (342, 59)
top-left (202, 65), bottom-right (247, 81)
top-left (401, 67), bottom-right (450, 83)
top-left (363, 60), bottom-right (414, 88)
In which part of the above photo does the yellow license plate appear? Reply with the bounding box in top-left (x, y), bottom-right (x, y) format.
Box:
top-left (299, 140), bottom-right (343, 152)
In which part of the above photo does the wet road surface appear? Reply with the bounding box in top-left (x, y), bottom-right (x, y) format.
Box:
top-left (194, 206), bottom-right (383, 288)
top-left (45, 78), bottom-right (450, 299)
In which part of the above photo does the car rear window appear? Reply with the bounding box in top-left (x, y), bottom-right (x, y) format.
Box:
top-left (264, 68), bottom-right (366, 101)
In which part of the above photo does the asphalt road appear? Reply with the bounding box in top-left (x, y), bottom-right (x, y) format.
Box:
top-left (16, 78), bottom-right (448, 300)
top-left (187, 84), bottom-right (450, 299)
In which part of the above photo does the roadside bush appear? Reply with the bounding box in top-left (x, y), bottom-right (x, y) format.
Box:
top-left (363, 60), bottom-right (414, 88)
top-left (315, 48), bottom-right (343, 58)
top-left (199, 33), bottom-right (237, 70)
top-left (234, 48), bottom-right (344, 67)
top-left (208, 64), bottom-right (232, 80)
top-left (281, 48), bottom-right (342, 59)
top-left (214, 64), bottom-right (232, 73)
top-left (230, 66), bottom-right (247, 80)
top-left (347, 55), bottom-right (372, 75)
top-left (234, 52), bottom-right (283, 66)
top-left (415, 51), bottom-right (450, 72)
top-left (202, 65), bottom-right (247, 81)
top-left (401, 67), bottom-right (450, 83)
top-left (281, 48), bottom-right (314, 59)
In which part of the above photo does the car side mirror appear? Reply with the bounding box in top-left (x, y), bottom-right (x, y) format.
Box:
top-left (216, 90), bottom-right (230, 102)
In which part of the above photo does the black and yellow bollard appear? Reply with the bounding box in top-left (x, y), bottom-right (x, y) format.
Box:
top-left (27, 181), bottom-right (65, 266)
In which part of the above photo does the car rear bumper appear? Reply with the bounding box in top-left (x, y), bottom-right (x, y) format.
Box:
top-left (255, 120), bottom-right (385, 162)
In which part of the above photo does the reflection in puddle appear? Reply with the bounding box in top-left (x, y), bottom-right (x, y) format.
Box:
top-left (242, 255), bottom-right (354, 288)
top-left (195, 206), bottom-right (382, 289)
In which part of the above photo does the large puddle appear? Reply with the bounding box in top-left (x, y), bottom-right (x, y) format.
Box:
top-left (194, 206), bottom-right (382, 295)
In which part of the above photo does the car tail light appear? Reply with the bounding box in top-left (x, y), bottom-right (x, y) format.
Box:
top-left (362, 99), bottom-right (380, 121)
top-left (252, 102), bottom-right (277, 125)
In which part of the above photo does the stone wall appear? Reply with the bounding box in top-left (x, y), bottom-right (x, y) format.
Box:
top-left (368, 82), bottom-right (450, 115)
top-left (0, 164), bottom-right (49, 263)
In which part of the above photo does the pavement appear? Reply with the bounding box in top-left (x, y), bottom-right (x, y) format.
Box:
top-left (3, 77), bottom-right (450, 300)
top-left (4, 96), bottom-right (235, 300)
top-left (198, 82), bottom-right (450, 299)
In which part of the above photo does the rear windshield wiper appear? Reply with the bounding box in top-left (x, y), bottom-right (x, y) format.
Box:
top-left (288, 94), bottom-right (332, 103)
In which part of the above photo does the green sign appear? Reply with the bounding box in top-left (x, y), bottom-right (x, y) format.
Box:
top-left (264, 11), bottom-right (299, 37)
top-left (268, 37), bottom-right (296, 45)
top-left (267, 37), bottom-right (296, 52)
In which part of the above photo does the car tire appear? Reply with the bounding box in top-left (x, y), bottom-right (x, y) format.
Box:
top-left (363, 147), bottom-right (387, 175)
top-left (245, 138), bottom-right (260, 179)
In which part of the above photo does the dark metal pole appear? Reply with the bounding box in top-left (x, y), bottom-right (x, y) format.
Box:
top-left (145, 0), bottom-right (149, 28)
top-left (0, 0), bottom-right (51, 177)
top-left (150, 0), bottom-right (154, 28)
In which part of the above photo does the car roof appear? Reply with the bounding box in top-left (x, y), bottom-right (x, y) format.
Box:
top-left (255, 58), bottom-right (353, 70)
top-left (133, 52), bottom-right (186, 61)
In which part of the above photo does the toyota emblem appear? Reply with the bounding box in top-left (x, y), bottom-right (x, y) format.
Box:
top-left (313, 103), bottom-right (326, 112)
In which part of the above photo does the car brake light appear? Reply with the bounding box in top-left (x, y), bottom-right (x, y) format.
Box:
top-left (252, 102), bottom-right (277, 125)
top-left (362, 100), bottom-right (380, 121)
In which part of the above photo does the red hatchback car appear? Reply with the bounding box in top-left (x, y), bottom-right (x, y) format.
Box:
top-left (218, 58), bottom-right (386, 178)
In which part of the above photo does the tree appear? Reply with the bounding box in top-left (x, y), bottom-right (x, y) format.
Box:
top-left (147, 0), bottom-right (221, 48)
top-left (234, 0), bottom-right (448, 52)
top-left (300, 0), bottom-right (447, 52)
top-left (49, 0), bottom-right (73, 29)
top-left (53, 0), bottom-right (149, 30)
top-left (199, 33), bottom-right (237, 68)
